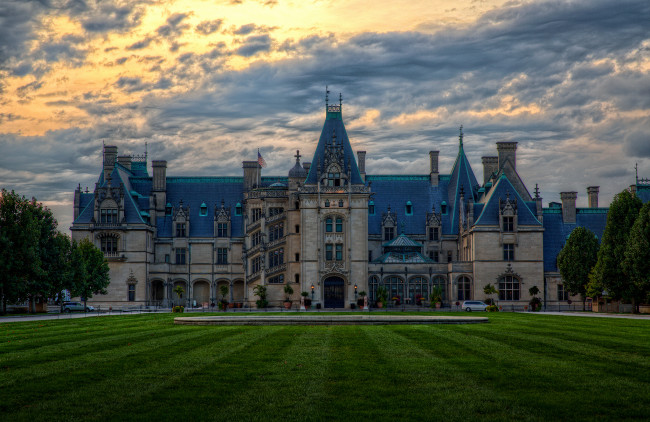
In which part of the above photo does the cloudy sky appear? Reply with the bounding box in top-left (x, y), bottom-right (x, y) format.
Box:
top-left (1, 0), bottom-right (649, 231)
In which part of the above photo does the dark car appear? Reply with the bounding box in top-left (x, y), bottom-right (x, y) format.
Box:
top-left (62, 301), bottom-right (94, 312)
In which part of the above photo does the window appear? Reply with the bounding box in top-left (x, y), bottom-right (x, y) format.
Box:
top-left (128, 285), bottom-right (135, 302)
top-left (441, 202), bottom-right (447, 214)
top-left (558, 284), bottom-right (569, 301)
top-left (447, 251), bottom-right (453, 263)
top-left (336, 217), bottom-right (343, 233)
top-left (295, 253), bottom-right (300, 261)
top-left (217, 248), bottom-right (228, 265)
top-left (408, 277), bottom-right (429, 303)
top-left (503, 244), bottom-right (514, 261)
top-left (217, 223), bottom-right (228, 237)
top-left (165, 203), bottom-right (172, 216)
top-left (295, 201), bottom-right (300, 210)
top-left (251, 231), bottom-right (262, 247)
top-left (428, 250), bottom-right (439, 262)
top-left (100, 208), bottom-right (118, 223)
top-left (100, 237), bottom-right (118, 254)
top-left (327, 172), bottom-right (341, 187)
top-left (326, 218), bottom-right (333, 233)
top-left (268, 248), bottom-right (284, 268)
top-left (428, 227), bottom-right (439, 241)
top-left (405, 201), bottom-right (413, 215)
top-left (325, 199), bottom-right (330, 207)
top-left (368, 250), bottom-right (373, 262)
top-left (251, 208), bottom-right (262, 222)
top-left (268, 274), bottom-right (284, 284)
top-left (176, 223), bottom-right (186, 237)
top-left (368, 201), bottom-right (375, 215)
top-left (175, 248), bottom-right (186, 265)
top-left (499, 275), bottom-right (520, 300)
top-left (384, 226), bottom-right (394, 241)
top-left (335, 244), bottom-right (343, 261)
top-left (235, 203), bottom-right (242, 216)
top-left (164, 254), bottom-right (170, 263)
top-left (269, 207), bottom-right (284, 216)
top-left (457, 276), bottom-right (471, 301)
top-left (294, 274), bottom-right (300, 283)
top-left (268, 223), bottom-right (284, 242)
top-left (326, 244), bottom-right (333, 261)
top-left (503, 216), bottom-right (514, 232)
top-left (295, 224), bottom-right (300, 233)
top-left (200, 202), bottom-right (208, 216)
top-left (338, 199), bottom-right (344, 207)
top-left (252, 256), bottom-right (261, 273)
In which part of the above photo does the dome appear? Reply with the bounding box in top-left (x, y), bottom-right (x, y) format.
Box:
top-left (289, 161), bottom-right (307, 178)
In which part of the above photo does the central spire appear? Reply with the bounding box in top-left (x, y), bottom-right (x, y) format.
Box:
top-left (459, 125), bottom-right (464, 148)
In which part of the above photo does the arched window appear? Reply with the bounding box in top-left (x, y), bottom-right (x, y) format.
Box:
top-left (325, 199), bottom-right (330, 207)
top-left (385, 276), bottom-right (404, 302)
top-left (408, 277), bottom-right (429, 303)
top-left (457, 276), bottom-right (471, 301)
top-left (499, 275), bottom-right (520, 301)
top-left (405, 201), bottom-right (413, 215)
top-left (369, 276), bottom-right (379, 302)
top-left (368, 200), bottom-right (375, 215)
top-left (432, 276), bottom-right (446, 301)
top-left (235, 203), bottom-right (242, 216)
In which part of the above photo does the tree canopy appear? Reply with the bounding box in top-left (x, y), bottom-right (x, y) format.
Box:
top-left (622, 202), bottom-right (650, 309)
top-left (557, 227), bottom-right (599, 310)
top-left (588, 189), bottom-right (642, 301)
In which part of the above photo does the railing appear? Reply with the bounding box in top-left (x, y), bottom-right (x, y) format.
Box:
top-left (266, 237), bottom-right (285, 250)
top-left (246, 271), bottom-right (261, 283)
top-left (244, 190), bottom-right (288, 199)
top-left (93, 223), bottom-right (124, 229)
top-left (298, 185), bottom-right (371, 194)
top-left (246, 220), bottom-right (261, 233)
top-left (266, 211), bottom-right (286, 224)
top-left (265, 263), bottom-right (286, 276)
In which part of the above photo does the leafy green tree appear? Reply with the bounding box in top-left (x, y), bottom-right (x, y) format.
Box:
top-left (588, 189), bottom-right (643, 301)
top-left (622, 202), bottom-right (650, 312)
top-left (483, 283), bottom-right (498, 305)
top-left (557, 227), bottom-right (599, 310)
top-left (70, 238), bottom-right (110, 310)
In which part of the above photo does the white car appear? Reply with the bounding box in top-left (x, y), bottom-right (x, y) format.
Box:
top-left (62, 301), bottom-right (95, 312)
top-left (461, 301), bottom-right (488, 312)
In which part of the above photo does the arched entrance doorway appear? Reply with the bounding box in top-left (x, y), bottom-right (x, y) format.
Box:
top-left (151, 280), bottom-right (164, 303)
top-left (193, 280), bottom-right (210, 307)
top-left (324, 276), bottom-right (345, 308)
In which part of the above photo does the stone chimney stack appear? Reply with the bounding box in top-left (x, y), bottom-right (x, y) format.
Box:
top-left (481, 156), bottom-right (499, 185)
top-left (357, 151), bottom-right (366, 182)
top-left (303, 162), bottom-right (311, 173)
top-left (560, 192), bottom-right (577, 224)
top-left (103, 145), bottom-right (118, 182)
top-left (587, 186), bottom-right (599, 208)
top-left (74, 184), bottom-right (81, 221)
top-left (243, 161), bottom-right (261, 191)
top-left (117, 155), bottom-right (132, 171)
top-left (496, 142), bottom-right (517, 171)
top-left (152, 160), bottom-right (167, 213)
top-left (429, 151), bottom-right (439, 187)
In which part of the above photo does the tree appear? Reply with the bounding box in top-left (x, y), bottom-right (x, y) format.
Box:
top-left (588, 189), bottom-right (643, 302)
top-left (529, 285), bottom-right (541, 311)
top-left (622, 202), bottom-right (650, 312)
top-left (253, 284), bottom-right (268, 308)
top-left (483, 283), bottom-right (498, 305)
top-left (70, 238), bottom-right (110, 310)
top-left (557, 227), bottom-right (599, 311)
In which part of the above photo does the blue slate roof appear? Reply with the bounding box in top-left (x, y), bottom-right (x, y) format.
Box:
top-left (542, 208), bottom-right (608, 272)
top-left (447, 143), bottom-right (479, 234)
top-left (305, 107), bottom-right (364, 185)
top-left (474, 174), bottom-right (541, 226)
top-left (637, 185), bottom-right (650, 203)
top-left (367, 176), bottom-right (451, 236)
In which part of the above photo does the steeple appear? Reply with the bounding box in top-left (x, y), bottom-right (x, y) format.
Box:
top-left (459, 125), bottom-right (464, 149)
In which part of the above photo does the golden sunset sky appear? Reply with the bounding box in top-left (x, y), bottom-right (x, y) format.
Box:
top-left (1, 0), bottom-right (649, 230)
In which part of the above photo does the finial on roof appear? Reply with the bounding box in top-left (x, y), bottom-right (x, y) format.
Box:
top-left (339, 92), bottom-right (342, 108)
top-left (635, 162), bottom-right (638, 183)
top-left (459, 125), bottom-right (464, 148)
top-left (534, 184), bottom-right (540, 199)
top-left (145, 141), bottom-right (148, 161)
top-left (325, 85), bottom-right (330, 107)
top-left (295, 150), bottom-right (301, 163)
top-left (459, 186), bottom-right (465, 197)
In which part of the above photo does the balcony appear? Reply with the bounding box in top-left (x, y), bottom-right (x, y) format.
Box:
top-left (266, 211), bottom-right (286, 224)
top-left (266, 237), bottom-right (285, 250)
top-left (244, 190), bottom-right (288, 200)
top-left (265, 263), bottom-right (286, 276)
top-left (246, 220), bottom-right (261, 233)
top-left (246, 270), bottom-right (261, 283)
top-left (103, 251), bottom-right (126, 262)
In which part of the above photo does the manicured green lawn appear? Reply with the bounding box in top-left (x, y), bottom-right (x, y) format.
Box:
top-left (1, 312), bottom-right (649, 421)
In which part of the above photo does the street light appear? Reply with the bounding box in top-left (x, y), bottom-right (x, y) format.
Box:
top-left (354, 283), bottom-right (358, 299)
top-left (311, 284), bottom-right (315, 300)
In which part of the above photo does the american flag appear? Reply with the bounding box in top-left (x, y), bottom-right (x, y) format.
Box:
top-left (257, 149), bottom-right (267, 168)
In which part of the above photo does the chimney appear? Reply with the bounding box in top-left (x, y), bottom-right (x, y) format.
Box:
top-left (560, 192), bottom-right (577, 223)
top-left (103, 145), bottom-right (118, 182)
top-left (496, 142), bottom-right (517, 171)
top-left (303, 162), bottom-right (311, 172)
top-left (587, 186), bottom-right (599, 208)
top-left (357, 151), bottom-right (366, 181)
top-left (73, 184), bottom-right (81, 221)
top-left (152, 160), bottom-right (167, 191)
top-left (481, 156), bottom-right (499, 185)
top-left (630, 184), bottom-right (637, 195)
top-left (117, 155), bottom-right (132, 171)
top-left (429, 151), bottom-right (439, 187)
top-left (243, 161), bottom-right (261, 191)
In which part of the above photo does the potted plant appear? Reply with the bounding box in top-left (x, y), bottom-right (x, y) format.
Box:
top-left (357, 291), bottom-right (367, 308)
top-left (301, 291), bottom-right (312, 308)
top-left (529, 286), bottom-right (541, 312)
top-left (392, 295), bottom-right (401, 306)
top-left (283, 284), bottom-right (294, 310)
top-left (376, 286), bottom-right (388, 308)
top-left (430, 287), bottom-right (443, 309)
top-left (173, 285), bottom-right (185, 309)
top-left (483, 283), bottom-right (498, 307)
top-left (219, 284), bottom-right (229, 311)
top-left (253, 285), bottom-right (268, 309)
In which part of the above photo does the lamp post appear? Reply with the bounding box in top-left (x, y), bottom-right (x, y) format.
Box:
top-left (311, 284), bottom-right (315, 301)
top-left (354, 283), bottom-right (358, 299)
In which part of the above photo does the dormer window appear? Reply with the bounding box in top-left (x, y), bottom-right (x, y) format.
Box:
top-left (369, 201), bottom-right (375, 215)
top-left (327, 172), bottom-right (341, 187)
top-left (441, 201), bottom-right (447, 214)
top-left (503, 216), bottom-right (514, 232)
top-left (100, 208), bottom-right (118, 223)
top-left (235, 203), bottom-right (242, 216)
top-left (165, 203), bottom-right (172, 216)
top-left (405, 201), bottom-right (413, 215)
top-left (199, 202), bottom-right (208, 217)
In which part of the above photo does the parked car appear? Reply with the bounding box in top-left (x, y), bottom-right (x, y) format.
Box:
top-left (62, 301), bottom-right (94, 312)
top-left (461, 301), bottom-right (488, 312)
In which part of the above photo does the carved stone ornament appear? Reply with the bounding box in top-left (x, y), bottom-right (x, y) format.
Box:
top-left (382, 205), bottom-right (397, 227)
top-left (215, 200), bottom-right (231, 222)
top-left (427, 205), bottom-right (441, 227)
top-left (126, 269), bottom-right (138, 285)
top-left (499, 191), bottom-right (518, 216)
top-left (323, 262), bottom-right (345, 274)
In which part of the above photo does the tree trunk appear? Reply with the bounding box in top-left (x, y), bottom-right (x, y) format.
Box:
top-left (581, 294), bottom-right (586, 312)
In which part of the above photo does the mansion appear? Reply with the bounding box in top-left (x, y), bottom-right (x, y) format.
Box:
top-left (70, 101), bottom-right (650, 309)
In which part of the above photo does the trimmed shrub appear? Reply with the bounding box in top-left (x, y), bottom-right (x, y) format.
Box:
top-left (172, 306), bottom-right (184, 313)
top-left (487, 305), bottom-right (499, 312)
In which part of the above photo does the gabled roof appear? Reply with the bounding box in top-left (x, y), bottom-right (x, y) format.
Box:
top-left (304, 106), bottom-right (363, 185)
top-left (474, 174), bottom-right (541, 226)
top-left (382, 233), bottom-right (423, 249)
top-left (373, 252), bottom-right (434, 264)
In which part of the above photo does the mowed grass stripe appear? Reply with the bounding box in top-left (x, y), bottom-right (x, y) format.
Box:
top-left (3, 325), bottom-right (260, 422)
